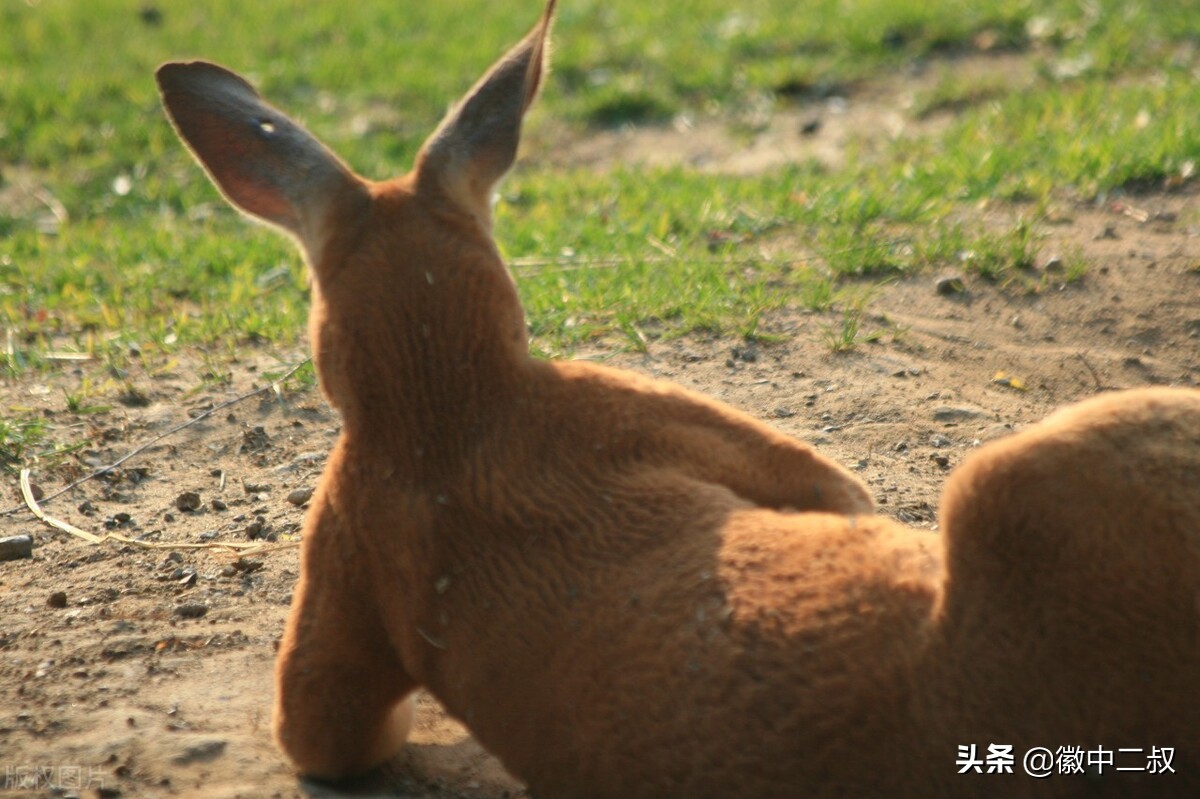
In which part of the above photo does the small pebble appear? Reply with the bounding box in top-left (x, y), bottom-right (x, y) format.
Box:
top-left (936, 276), bottom-right (966, 296)
top-left (286, 487), bottom-right (314, 506)
top-left (174, 491), bottom-right (202, 512)
top-left (932, 406), bottom-right (988, 423)
top-left (47, 591), bottom-right (68, 608)
top-left (730, 344), bottom-right (758, 363)
top-left (241, 426), bottom-right (270, 452)
top-left (0, 535), bottom-right (34, 562)
top-left (171, 739), bottom-right (227, 765)
top-left (174, 602), bottom-right (208, 619)
top-left (211, 499), bottom-right (228, 511)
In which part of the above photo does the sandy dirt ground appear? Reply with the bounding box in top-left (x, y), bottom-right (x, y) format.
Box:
top-left (1, 52), bottom-right (1198, 798)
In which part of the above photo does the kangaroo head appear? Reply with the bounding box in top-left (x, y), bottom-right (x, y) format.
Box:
top-left (156, 2), bottom-right (555, 444)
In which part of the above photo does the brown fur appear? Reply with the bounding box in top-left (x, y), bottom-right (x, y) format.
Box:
top-left (156, 3), bottom-right (1200, 795)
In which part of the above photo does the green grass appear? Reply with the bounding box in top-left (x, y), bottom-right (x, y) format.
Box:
top-left (1, 0), bottom-right (1198, 446)
top-left (0, 417), bottom-right (47, 470)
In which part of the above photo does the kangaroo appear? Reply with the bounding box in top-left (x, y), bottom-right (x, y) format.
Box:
top-left (157, 2), bottom-right (1200, 796)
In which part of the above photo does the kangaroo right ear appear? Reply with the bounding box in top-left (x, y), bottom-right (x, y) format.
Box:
top-left (415, 0), bottom-right (555, 222)
top-left (156, 61), bottom-right (364, 259)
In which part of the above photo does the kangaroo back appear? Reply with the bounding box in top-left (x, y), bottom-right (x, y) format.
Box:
top-left (156, 3), bottom-right (1200, 797)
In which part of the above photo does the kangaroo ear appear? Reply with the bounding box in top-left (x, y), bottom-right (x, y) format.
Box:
top-left (156, 61), bottom-right (364, 259)
top-left (416, 0), bottom-right (555, 220)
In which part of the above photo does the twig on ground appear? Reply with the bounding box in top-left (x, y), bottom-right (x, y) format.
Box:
top-left (19, 469), bottom-right (297, 555)
top-left (1075, 352), bottom-right (1108, 391)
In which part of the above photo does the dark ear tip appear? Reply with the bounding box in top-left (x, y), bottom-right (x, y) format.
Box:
top-left (155, 61), bottom-right (186, 90)
top-left (155, 60), bottom-right (257, 98)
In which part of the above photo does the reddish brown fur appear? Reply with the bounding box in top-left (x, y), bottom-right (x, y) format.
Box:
top-left (157, 3), bottom-right (1200, 795)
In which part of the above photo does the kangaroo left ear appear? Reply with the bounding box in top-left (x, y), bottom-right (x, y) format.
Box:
top-left (156, 60), bottom-right (366, 262)
top-left (415, 0), bottom-right (556, 222)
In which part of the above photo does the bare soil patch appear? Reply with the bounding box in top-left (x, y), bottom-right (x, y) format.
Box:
top-left (2, 67), bottom-right (1198, 798)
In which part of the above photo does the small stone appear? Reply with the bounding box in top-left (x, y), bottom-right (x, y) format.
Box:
top-left (174, 602), bottom-right (208, 619)
top-left (931, 454), bottom-right (951, 468)
top-left (932, 406), bottom-right (988, 423)
top-left (1042, 255), bottom-right (1064, 273)
top-left (936, 276), bottom-right (966, 295)
top-left (930, 434), bottom-right (953, 448)
top-left (211, 499), bottom-right (228, 511)
top-left (0, 535), bottom-right (34, 561)
top-left (112, 512), bottom-right (132, 525)
top-left (981, 423), bottom-right (1015, 441)
top-left (731, 343), bottom-right (758, 363)
top-left (220, 565), bottom-right (238, 578)
top-left (773, 408), bottom-right (796, 419)
top-left (47, 591), bottom-right (68, 608)
top-left (171, 739), bottom-right (226, 765)
top-left (240, 426), bottom-right (270, 453)
top-left (174, 491), bottom-right (202, 512)
top-left (286, 487), bottom-right (314, 507)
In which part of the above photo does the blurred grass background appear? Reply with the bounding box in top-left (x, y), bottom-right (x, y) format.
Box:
top-left (0, 0), bottom-right (1197, 378)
